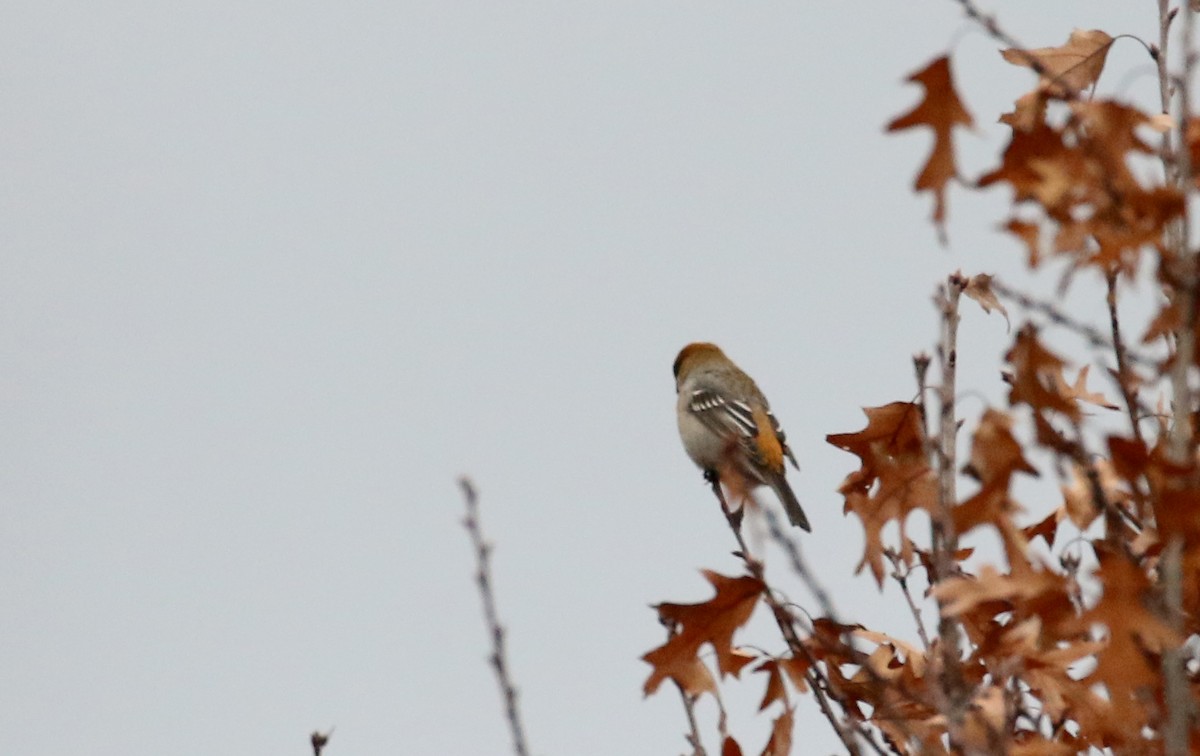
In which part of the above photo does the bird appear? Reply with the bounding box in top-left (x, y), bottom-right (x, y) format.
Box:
top-left (673, 342), bottom-right (811, 531)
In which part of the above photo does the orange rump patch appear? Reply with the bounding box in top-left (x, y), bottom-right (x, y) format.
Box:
top-left (751, 406), bottom-right (785, 471)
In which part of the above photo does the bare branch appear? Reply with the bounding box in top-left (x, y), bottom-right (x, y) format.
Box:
top-left (934, 274), bottom-right (965, 570)
top-left (669, 648), bottom-right (707, 756)
top-left (1157, 0), bottom-right (1176, 118)
top-left (1157, 8), bottom-right (1198, 749)
top-left (1106, 272), bottom-right (1148, 450)
top-left (459, 477), bottom-right (531, 756)
top-left (1170, 0), bottom-right (1199, 466)
top-left (1161, 537), bottom-right (1193, 756)
top-left (932, 273), bottom-right (969, 732)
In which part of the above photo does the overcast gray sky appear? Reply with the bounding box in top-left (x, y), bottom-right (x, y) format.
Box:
top-left (2, 2), bottom-right (1162, 754)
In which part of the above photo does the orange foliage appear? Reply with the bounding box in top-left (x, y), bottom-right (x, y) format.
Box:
top-left (642, 10), bottom-right (1200, 755)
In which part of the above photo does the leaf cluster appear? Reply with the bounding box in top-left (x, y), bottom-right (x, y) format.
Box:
top-left (642, 10), bottom-right (1200, 755)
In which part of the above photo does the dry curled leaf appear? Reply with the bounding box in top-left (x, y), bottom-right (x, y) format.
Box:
top-left (963, 273), bottom-right (1010, 328)
top-left (1001, 29), bottom-right (1115, 95)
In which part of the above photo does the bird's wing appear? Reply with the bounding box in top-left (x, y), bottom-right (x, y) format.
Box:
top-left (684, 388), bottom-right (758, 440)
top-left (684, 389), bottom-right (797, 470)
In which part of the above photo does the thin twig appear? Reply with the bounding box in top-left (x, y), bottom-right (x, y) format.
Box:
top-left (990, 279), bottom-right (1161, 371)
top-left (949, 0), bottom-right (1087, 99)
top-left (1106, 272), bottom-right (1148, 449)
top-left (933, 276), bottom-right (964, 578)
top-left (713, 685), bottom-right (731, 747)
top-left (761, 507), bottom-right (839, 622)
top-left (662, 618), bottom-right (708, 756)
top-left (1063, 417), bottom-right (1141, 547)
top-left (1104, 273), bottom-right (1153, 522)
top-left (672, 676), bottom-right (707, 755)
top-left (886, 550), bottom-right (932, 651)
top-left (1161, 537), bottom-right (1192, 755)
top-left (948, 0), bottom-right (1046, 82)
top-left (707, 481), bottom-right (872, 756)
top-left (763, 507), bottom-right (928, 755)
top-left (914, 353), bottom-right (934, 458)
top-left (459, 477), bottom-right (531, 756)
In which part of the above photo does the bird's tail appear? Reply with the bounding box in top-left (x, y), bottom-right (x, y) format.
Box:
top-left (769, 476), bottom-right (811, 532)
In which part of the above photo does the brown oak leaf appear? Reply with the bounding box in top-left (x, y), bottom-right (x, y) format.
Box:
top-left (935, 565), bottom-right (1037, 617)
top-left (954, 409), bottom-right (1038, 558)
top-left (642, 571), bottom-right (765, 695)
top-left (1005, 326), bottom-right (1079, 430)
top-left (1021, 510), bottom-right (1059, 545)
top-left (1004, 218), bottom-right (1042, 266)
top-left (978, 124), bottom-right (1080, 214)
top-left (1060, 466), bottom-right (1100, 531)
top-left (753, 658), bottom-right (789, 711)
top-left (1000, 89), bottom-right (1049, 132)
top-left (963, 408), bottom-right (1038, 487)
top-left (827, 402), bottom-right (937, 585)
top-left (1010, 735), bottom-right (1084, 756)
top-left (1187, 116), bottom-right (1200, 184)
top-left (1072, 546), bottom-right (1181, 724)
top-left (1070, 101), bottom-right (1153, 190)
top-left (760, 707), bottom-right (793, 756)
top-left (887, 56), bottom-right (974, 236)
top-left (1056, 365), bottom-right (1118, 411)
top-left (751, 654), bottom-right (811, 713)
